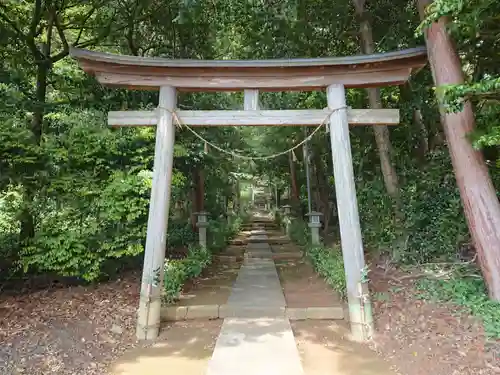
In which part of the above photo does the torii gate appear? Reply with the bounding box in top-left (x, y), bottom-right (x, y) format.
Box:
top-left (70, 47), bottom-right (427, 342)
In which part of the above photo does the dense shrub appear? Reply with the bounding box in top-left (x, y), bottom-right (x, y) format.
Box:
top-left (166, 221), bottom-right (196, 249)
top-left (288, 218), bottom-right (310, 246)
top-left (163, 245), bottom-right (211, 304)
top-left (357, 150), bottom-right (469, 264)
top-left (19, 170), bottom-right (151, 281)
top-left (162, 216), bottom-right (242, 304)
top-left (207, 215), bottom-right (243, 252)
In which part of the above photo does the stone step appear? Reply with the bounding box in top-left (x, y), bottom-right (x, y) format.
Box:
top-left (241, 223), bottom-right (278, 228)
top-left (161, 305), bottom-right (345, 321)
top-left (229, 239), bottom-right (247, 245)
top-left (214, 252), bottom-right (303, 263)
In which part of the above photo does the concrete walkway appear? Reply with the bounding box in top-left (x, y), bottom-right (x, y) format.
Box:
top-left (111, 218), bottom-right (395, 375)
top-left (206, 228), bottom-right (304, 375)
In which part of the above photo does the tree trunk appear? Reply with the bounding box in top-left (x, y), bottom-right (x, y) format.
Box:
top-left (288, 151), bottom-right (300, 207)
top-left (418, 0), bottom-right (500, 300)
top-left (353, 0), bottom-right (402, 213)
top-left (196, 169), bottom-right (205, 212)
top-left (235, 180), bottom-right (241, 211)
top-left (312, 153), bottom-right (332, 235)
top-left (190, 168), bottom-right (205, 231)
top-left (20, 57), bottom-right (50, 242)
top-left (400, 83), bottom-right (429, 163)
top-left (413, 109), bottom-right (429, 161)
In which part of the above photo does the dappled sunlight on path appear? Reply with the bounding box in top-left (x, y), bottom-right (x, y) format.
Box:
top-left (110, 320), bottom-right (221, 375)
top-left (110, 215), bottom-right (394, 375)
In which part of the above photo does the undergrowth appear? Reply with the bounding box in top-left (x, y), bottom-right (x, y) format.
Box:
top-left (162, 217), bottom-right (242, 304)
top-left (306, 244), bottom-right (347, 300)
top-left (417, 275), bottom-right (500, 339)
top-left (288, 217), bottom-right (347, 299)
top-left (207, 215), bottom-right (243, 253)
top-left (288, 219), bottom-right (310, 246)
top-left (163, 244), bottom-right (211, 304)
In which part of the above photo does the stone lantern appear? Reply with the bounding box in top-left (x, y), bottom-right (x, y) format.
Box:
top-left (282, 204), bottom-right (292, 215)
top-left (306, 211), bottom-right (323, 245)
top-left (194, 211), bottom-right (209, 248)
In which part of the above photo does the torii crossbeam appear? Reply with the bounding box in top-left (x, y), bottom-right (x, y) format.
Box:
top-left (70, 46), bottom-right (427, 342)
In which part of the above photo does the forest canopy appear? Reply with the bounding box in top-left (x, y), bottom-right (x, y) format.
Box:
top-left (0, 0), bottom-right (499, 296)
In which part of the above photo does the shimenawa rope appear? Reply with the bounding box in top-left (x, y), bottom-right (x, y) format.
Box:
top-left (157, 106), bottom-right (347, 161)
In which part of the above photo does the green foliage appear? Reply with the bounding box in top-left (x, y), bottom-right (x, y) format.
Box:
top-left (163, 244), bottom-right (212, 305)
top-left (0, 0), bottom-right (498, 308)
top-left (19, 170), bottom-right (150, 281)
top-left (306, 244), bottom-right (347, 300)
top-left (357, 178), bottom-right (399, 253)
top-left (287, 217), bottom-right (346, 299)
top-left (166, 221), bottom-right (196, 250)
top-left (439, 77), bottom-right (500, 113)
top-left (417, 275), bottom-right (500, 338)
top-left (358, 150), bottom-right (468, 263)
top-left (400, 152), bottom-right (468, 263)
top-left (163, 259), bottom-right (188, 304)
top-left (416, 0), bottom-right (466, 34)
top-left (288, 219), bottom-right (310, 246)
top-left (162, 216), bottom-right (242, 304)
top-left (208, 216), bottom-right (243, 252)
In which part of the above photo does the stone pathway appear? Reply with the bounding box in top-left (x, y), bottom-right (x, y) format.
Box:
top-left (206, 228), bottom-right (304, 375)
top-left (110, 218), bottom-right (395, 375)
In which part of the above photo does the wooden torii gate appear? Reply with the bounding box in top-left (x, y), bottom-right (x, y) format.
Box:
top-left (70, 47), bottom-right (427, 342)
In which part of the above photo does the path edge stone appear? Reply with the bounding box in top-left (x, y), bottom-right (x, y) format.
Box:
top-left (160, 305), bottom-right (345, 321)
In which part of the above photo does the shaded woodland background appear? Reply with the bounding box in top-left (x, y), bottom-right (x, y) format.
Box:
top-left (0, 0), bottom-right (499, 307)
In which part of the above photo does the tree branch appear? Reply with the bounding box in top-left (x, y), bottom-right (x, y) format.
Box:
top-left (74, 6), bottom-right (97, 45)
top-left (50, 13), bottom-right (69, 63)
top-left (28, 0), bottom-right (43, 40)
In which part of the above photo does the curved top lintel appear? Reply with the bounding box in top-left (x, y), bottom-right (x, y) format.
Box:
top-left (70, 47), bottom-right (428, 91)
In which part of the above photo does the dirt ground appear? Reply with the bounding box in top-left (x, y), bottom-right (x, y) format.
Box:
top-left (292, 320), bottom-right (396, 375)
top-left (176, 260), bottom-right (241, 306)
top-left (2, 260), bottom-right (500, 374)
top-left (0, 273), bottom-right (141, 375)
top-left (276, 258), bottom-right (342, 308)
top-left (369, 266), bottom-right (500, 375)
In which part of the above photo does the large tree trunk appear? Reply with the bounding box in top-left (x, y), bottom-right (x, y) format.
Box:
top-left (353, 0), bottom-right (402, 214)
top-left (418, 0), bottom-right (500, 300)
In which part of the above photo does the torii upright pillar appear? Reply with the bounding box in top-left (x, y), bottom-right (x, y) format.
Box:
top-left (327, 84), bottom-right (373, 341)
top-left (136, 86), bottom-right (176, 340)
